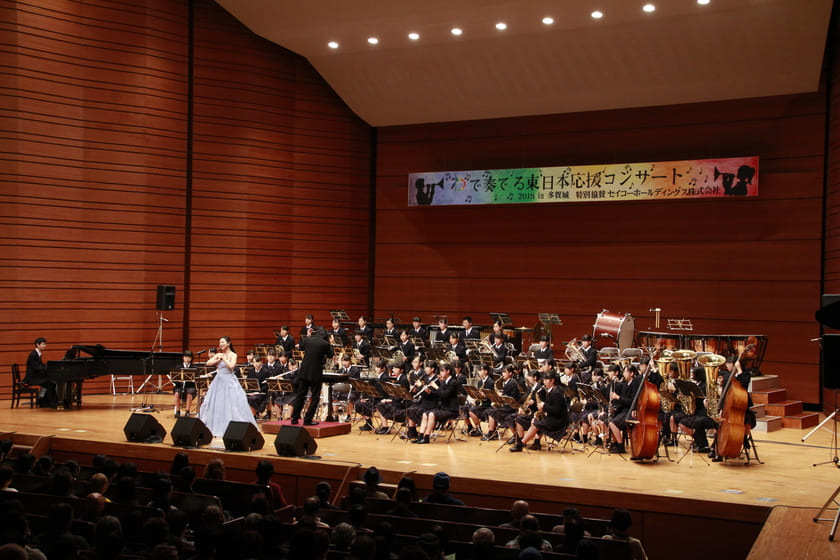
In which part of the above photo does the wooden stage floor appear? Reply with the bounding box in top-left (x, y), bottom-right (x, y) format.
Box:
top-left (4, 393), bottom-right (840, 560)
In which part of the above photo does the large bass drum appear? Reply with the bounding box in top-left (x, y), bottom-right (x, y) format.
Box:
top-left (592, 311), bottom-right (635, 350)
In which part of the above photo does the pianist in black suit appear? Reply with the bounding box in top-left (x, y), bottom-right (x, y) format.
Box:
top-left (25, 337), bottom-right (57, 407)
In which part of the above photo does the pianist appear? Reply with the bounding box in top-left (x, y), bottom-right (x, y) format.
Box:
top-left (25, 337), bottom-right (57, 407)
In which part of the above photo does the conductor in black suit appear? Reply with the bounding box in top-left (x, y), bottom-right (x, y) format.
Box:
top-left (25, 337), bottom-right (57, 407)
top-left (291, 327), bottom-right (334, 425)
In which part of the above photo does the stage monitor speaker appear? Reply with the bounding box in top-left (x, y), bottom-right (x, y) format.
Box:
top-left (170, 417), bottom-right (212, 447)
top-left (823, 334), bottom-right (840, 389)
top-left (156, 284), bottom-right (176, 311)
top-left (823, 294), bottom-right (840, 309)
top-left (124, 413), bottom-right (166, 443)
top-left (223, 421), bottom-right (264, 452)
top-left (274, 426), bottom-right (317, 457)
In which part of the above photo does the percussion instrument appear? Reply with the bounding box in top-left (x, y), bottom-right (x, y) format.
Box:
top-left (684, 334), bottom-right (767, 372)
top-left (637, 331), bottom-right (683, 353)
top-left (592, 310), bottom-right (635, 350)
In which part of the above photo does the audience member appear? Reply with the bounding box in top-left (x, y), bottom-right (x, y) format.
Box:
top-left (364, 466), bottom-right (389, 499)
top-left (203, 458), bottom-right (225, 480)
top-left (254, 460), bottom-right (288, 508)
top-left (316, 481), bottom-right (339, 510)
top-left (500, 500), bottom-right (530, 528)
top-left (0, 467), bottom-right (17, 492)
top-left (603, 508), bottom-right (648, 560)
top-left (424, 472), bottom-right (464, 506)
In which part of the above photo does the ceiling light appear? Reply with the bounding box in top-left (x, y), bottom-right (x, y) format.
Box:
top-left (495, 22), bottom-right (507, 31)
top-left (451, 27), bottom-right (462, 36)
top-left (367, 37), bottom-right (379, 45)
top-left (591, 10), bottom-right (603, 19)
top-left (643, 3), bottom-right (655, 12)
top-left (697, 0), bottom-right (710, 4)
top-left (408, 32), bottom-right (420, 40)
top-left (542, 17), bottom-right (554, 25)
top-left (327, 41), bottom-right (339, 49)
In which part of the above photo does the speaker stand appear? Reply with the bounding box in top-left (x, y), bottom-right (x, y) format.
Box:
top-left (804, 389), bottom-right (840, 468)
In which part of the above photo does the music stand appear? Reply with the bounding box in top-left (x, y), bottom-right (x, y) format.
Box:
top-left (239, 378), bottom-right (261, 392)
top-left (489, 312), bottom-right (512, 326)
top-left (463, 385), bottom-right (485, 403)
top-left (330, 309), bottom-right (351, 322)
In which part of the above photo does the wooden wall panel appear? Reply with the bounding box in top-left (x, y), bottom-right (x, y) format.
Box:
top-left (376, 94), bottom-right (825, 404)
top-left (0, 0), bottom-right (189, 396)
top-left (186, 0), bottom-right (370, 351)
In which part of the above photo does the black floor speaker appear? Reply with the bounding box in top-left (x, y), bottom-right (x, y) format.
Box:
top-left (223, 421), bottom-right (264, 451)
top-left (170, 417), bottom-right (212, 447)
top-left (124, 413), bottom-right (166, 443)
top-left (274, 426), bottom-right (317, 457)
top-left (823, 334), bottom-right (840, 389)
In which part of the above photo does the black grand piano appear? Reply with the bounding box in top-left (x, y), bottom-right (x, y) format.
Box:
top-left (47, 345), bottom-right (183, 408)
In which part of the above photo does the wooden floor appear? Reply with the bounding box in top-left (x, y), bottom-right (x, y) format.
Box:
top-left (4, 393), bottom-right (840, 559)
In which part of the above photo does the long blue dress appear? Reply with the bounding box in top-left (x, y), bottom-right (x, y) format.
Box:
top-left (199, 359), bottom-right (258, 437)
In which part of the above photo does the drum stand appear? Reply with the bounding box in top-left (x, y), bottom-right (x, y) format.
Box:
top-left (803, 389), bottom-right (840, 468)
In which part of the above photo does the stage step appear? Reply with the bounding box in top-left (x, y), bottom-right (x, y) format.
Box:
top-left (751, 388), bottom-right (787, 405)
top-left (750, 403), bottom-right (765, 417)
top-left (749, 374), bottom-right (779, 392)
top-left (765, 400), bottom-right (803, 417)
top-left (754, 415), bottom-right (783, 432)
top-left (781, 412), bottom-right (820, 430)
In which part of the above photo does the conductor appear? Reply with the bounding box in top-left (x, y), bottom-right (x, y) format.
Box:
top-left (291, 327), bottom-right (334, 426)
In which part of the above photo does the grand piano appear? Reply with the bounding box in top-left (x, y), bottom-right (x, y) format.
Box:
top-left (47, 345), bottom-right (183, 408)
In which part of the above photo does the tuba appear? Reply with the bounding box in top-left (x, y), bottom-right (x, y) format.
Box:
top-left (698, 353), bottom-right (725, 418)
top-left (564, 338), bottom-right (586, 363)
top-left (671, 349), bottom-right (697, 380)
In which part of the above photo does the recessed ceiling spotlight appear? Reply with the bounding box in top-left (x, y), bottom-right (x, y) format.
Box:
top-left (327, 41), bottom-right (339, 49)
top-left (495, 22), bottom-right (507, 31)
top-left (451, 27), bottom-right (463, 36)
top-left (367, 37), bottom-right (379, 45)
top-left (697, 0), bottom-right (710, 4)
top-left (408, 32), bottom-right (420, 40)
top-left (542, 16), bottom-right (554, 25)
top-left (643, 3), bottom-right (655, 12)
top-left (591, 10), bottom-right (603, 19)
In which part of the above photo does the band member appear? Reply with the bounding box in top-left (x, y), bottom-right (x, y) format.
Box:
top-left (291, 327), bottom-right (334, 426)
top-left (511, 370), bottom-right (570, 452)
top-left (491, 322), bottom-right (509, 345)
top-left (560, 362), bottom-right (581, 390)
top-left (405, 360), bottom-right (439, 441)
top-left (329, 318), bottom-right (348, 347)
top-left (276, 326), bottom-right (295, 356)
top-left (413, 362), bottom-right (459, 444)
top-left (409, 317), bottom-right (428, 343)
top-left (661, 361), bottom-right (683, 446)
top-left (490, 334), bottom-right (508, 367)
top-left (353, 330), bottom-right (371, 365)
top-left (245, 349), bottom-right (255, 367)
top-left (578, 334), bottom-right (598, 373)
top-left (467, 364), bottom-right (495, 436)
top-left (335, 354), bottom-right (361, 421)
top-left (678, 366), bottom-right (716, 453)
top-left (407, 355), bottom-right (424, 386)
top-left (173, 350), bottom-right (196, 418)
top-left (461, 316), bottom-right (480, 341)
top-left (397, 330), bottom-right (416, 363)
top-left (383, 318), bottom-right (400, 341)
top-left (25, 337), bottom-right (57, 407)
top-left (709, 356), bottom-right (756, 461)
top-left (578, 366), bottom-right (607, 445)
top-left (482, 365), bottom-right (521, 441)
top-left (357, 359), bottom-right (388, 431)
top-left (300, 315), bottom-right (317, 339)
top-left (511, 369), bottom-right (546, 450)
top-left (452, 360), bottom-right (469, 392)
top-left (436, 318), bottom-right (453, 346)
top-left (246, 354), bottom-right (271, 419)
top-left (640, 356), bottom-right (663, 387)
top-left (356, 316), bottom-right (374, 341)
top-left (272, 358), bottom-right (298, 419)
top-left (375, 360), bottom-right (411, 435)
top-left (446, 333), bottom-right (468, 364)
top-left (607, 364), bottom-right (642, 454)
top-left (264, 349), bottom-right (281, 376)
top-left (534, 337), bottom-right (553, 361)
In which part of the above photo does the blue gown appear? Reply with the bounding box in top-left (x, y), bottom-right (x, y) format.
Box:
top-left (199, 359), bottom-right (258, 437)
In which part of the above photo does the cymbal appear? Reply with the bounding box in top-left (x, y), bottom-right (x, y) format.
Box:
top-left (515, 326), bottom-right (534, 331)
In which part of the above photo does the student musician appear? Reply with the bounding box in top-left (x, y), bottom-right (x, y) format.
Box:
top-left (276, 326), bottom-right (295, 356)
top-left (356, 316), bottom-right (374, 341)
top-left (709, 356), bottom-right (756, 461)
top-left (353, 330), bottom-right (372, 365)
top-left (482, 365), bottom-right (521, 441)
top-left (406, 355), bottom-right (424, 386)
top-left (578, 334), bottom-right (598, 374)
top-left (452, 360), bottom-right (469, 393)
top-left (491, 322), bottom-right (509, 345)
top-left (511, 368), bottom-right (547, 450)
top-left (397, 330), bottom-right (416, 363)
top-left (591, 364), bottom-right (622, 447)
top-left (661, 361), bottom-right (683, 447)
top-left (639, 356), bottom-right (663, 388)
top-left (560, 362), bottom-right (581, 390)
top-left (383, 318), bottom-right (400, 341)
top-left (578, 366), bottom-right (608, 446)
top-left (607, 364), bottom-right (643, 454)
top-left (173, 350), bottom-right (196, 418)
top-left (246, 354), bottom-right (271, 419)
top-left (436, 318), bottom-right (453, 346)
top-left (467, 364), bottom-right (495, 437)
top-left (405, 360), bottom-right (439, 441)
top-left (413, 362), bottom-right (459, 444)
top-left (271, 357), bottom-right (298, 420)
top-left (490, 334), bottom-right (509, 368)
top-left (300, 315), bottom-right (316, 339)
top-left (357, 359), bottom-right (388, 431)
top-left (409, 317), bottom-right (428, 344)
top-left (510, 370), bottom-right (570, 452)
top-left (329, 318), bottom-right (348, 347)
top-left (375, 360), bottom-right (411, 435)
top-left (336, 354), bottom-right (361, 422)
top-left (534, 336), bottom-right (553, 362)
top-left (446, 333), bottom-right (468, 365)
top-left (461, 316), bottom-right (480, 342)
top-left (678, 366), bottom-right (716, 453)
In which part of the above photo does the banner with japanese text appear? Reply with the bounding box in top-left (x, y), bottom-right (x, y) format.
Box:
top-left (408, 157), bottom-right (758, 206)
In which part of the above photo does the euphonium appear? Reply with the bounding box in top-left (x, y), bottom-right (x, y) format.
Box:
top-left (564, 338), bottom-right (586, 363)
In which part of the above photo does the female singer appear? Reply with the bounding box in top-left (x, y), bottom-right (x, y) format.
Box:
top-left (199, 336), bottom-right (258, 437)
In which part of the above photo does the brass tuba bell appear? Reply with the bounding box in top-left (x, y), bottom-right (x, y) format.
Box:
top-left (670, 349), bottom-right (697, 380)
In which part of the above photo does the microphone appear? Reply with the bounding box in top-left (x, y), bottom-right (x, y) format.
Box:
top-left (195, 349), bottom-right (207, 355)
top-left (160, 317), bottom-right (169, 322)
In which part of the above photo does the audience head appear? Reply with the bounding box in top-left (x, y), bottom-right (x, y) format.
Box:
top-left (255, 460), bottom-right (274, 483)
top-left (511, 499), bottom-right (530, 521)
top-left (472, 527), bottom-right (495, 546)
top-left (204, 458), bottom-right (225, 480)
top-left (610, 508), bottom-right (633, 534)
top-left (432, 472), bottom-right (450, 492)
top-left (170, 452), bottom-right (190, 475)
top-left (315, 481), bottom-right (332, 504)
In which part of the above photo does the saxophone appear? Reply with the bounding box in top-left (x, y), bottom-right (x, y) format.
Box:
top-left (534, 388), bottom-right (546, 420)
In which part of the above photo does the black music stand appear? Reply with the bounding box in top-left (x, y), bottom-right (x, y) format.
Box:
top-left (489, 312), bottom-right (513, 326)
top-left (381, 382), bottom-right (412, 440)
top-left (537, 313), bottom-right (563, 346)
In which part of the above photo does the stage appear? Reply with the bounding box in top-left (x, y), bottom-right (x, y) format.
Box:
top-left (3, 393), bottom-right (840, 559)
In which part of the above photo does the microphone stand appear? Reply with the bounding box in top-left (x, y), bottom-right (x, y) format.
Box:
top-left (134, 312), bottom-right (167, 411)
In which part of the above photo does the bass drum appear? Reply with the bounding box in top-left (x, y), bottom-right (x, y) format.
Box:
top-left (637, 331), bottom-right (683, 352)
top-left (592, 311), bottom-right (635, 351)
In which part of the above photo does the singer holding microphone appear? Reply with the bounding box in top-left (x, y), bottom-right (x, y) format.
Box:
top-left (198, 336), bottom-right (258, 437)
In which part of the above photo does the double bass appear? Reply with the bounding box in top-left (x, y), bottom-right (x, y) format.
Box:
top-left (715, 345), bottom-right (754, 458)
top-left (628, 368), bottom-right (661, 460)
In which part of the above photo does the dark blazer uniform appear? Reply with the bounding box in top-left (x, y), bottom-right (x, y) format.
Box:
top-left (292, 335), bottom-right (334, 423)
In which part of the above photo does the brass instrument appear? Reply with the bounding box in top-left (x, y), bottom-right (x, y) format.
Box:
top-left (564, 337), bottom-right (586, 363)
top-left (698, 353), bottom-right (725, 418)
top-left (671, 349), bottom-right (697, 380)
top-left (534, 388), bottom-right (545, 420)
